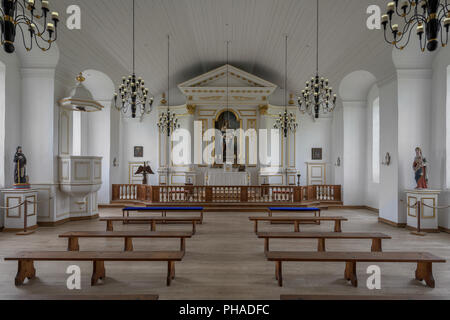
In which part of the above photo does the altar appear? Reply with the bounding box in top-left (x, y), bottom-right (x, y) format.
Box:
top-left (206, 171), bottom-right (250, 186)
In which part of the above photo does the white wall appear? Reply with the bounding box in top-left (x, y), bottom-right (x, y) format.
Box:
top-left (295, 114), bottom-right (332, 185)
top-left (120, 112), bottom-right (160, 185)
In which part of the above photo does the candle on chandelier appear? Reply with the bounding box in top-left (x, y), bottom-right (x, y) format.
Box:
top-left (387, 2), bottom-right (395, 13)
top-left (51, 11), bottom-right (59, 21)
top-left (392, 24), bottom-right (399, 32)
top-left (381, 14), bottom-right (389, 24)
top-left (47, 23), bottom-right (55, 32)
top-left (28, 0), bottom-right (35, 8)
top-left (417, 24), bottom-right (424, 34)
top-left (42, 1), bottom-right (49, 9)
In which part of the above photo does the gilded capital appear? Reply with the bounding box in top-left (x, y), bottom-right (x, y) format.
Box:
top-left (186, 104), bottom-right (196, 115)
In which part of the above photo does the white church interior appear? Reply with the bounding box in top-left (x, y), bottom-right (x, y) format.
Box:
top-left (0, 0), bottom-right (450, 302)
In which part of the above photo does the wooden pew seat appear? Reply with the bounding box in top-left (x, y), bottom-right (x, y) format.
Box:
top-left (1, 294), bottom-right (159, 300)
top-left (100, 216), bottom-right (202, 234)
top-left (123, 206), bottom-right (204, 224)
top-left (5, 251), bottom-right (184, 286)
top-left (266, 251), bottom-right (446, 288)
top-left (249, 216), bottom-right (348, 233)
top-left (257, 232), bottom-right (392, 252)
top-left (280, 294), bottom-right (448, 300)
top-left (59, 231), bottom-right (193, 252)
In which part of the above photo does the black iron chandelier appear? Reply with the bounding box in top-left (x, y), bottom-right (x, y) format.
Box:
top-left (382, 0), bottom-right (450, 52)
top-left (1, 0), bottom-right (59, 53)
top-left (157, 35), bottom-right (179, 136)
top-left (114, 0), bottom-right (153, 119)
top-left (298, 0), bottom-right (336, 119)
top-left (274, 35), bottom-right (298, 138)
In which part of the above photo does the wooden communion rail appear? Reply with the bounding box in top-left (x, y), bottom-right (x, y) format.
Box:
top-left (112, 184), bottom-right (341, 204)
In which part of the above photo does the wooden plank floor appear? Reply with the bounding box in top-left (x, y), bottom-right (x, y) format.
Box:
top-left (0, 208), bottom-right (449, 300)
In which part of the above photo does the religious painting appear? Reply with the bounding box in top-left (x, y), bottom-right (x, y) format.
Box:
top-left (215, 111), bottom-right (240, 165)
top-left (312, 148), bottom-right (323, 160)
top-left (134, 146), bottom-right (144, 158)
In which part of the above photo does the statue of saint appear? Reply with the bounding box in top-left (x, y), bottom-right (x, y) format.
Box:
top-left (413, 147), bottom-right (428, 189)
top-left (14, 146), bottom-right (29, 186)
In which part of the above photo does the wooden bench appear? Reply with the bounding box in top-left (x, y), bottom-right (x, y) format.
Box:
top-left (268, 207), bottom-right (321, 221)
top-left (2, 294), bottom-right (159, 300)
top-left (59, 231), bottom-right (193, 252)
top-left (249, 216), bottom-right (348, 233)
top-left (5, 251), bottom-right (184, 286)
top-left (266, 251), bottom-right (446, 288)
top-left (100, 216), bottom-right (202, 234)
top-left (123, 206), bottom-right (204, 224)
top-left (280, 294), bottom-right (448, 300)
top-left (257, 232), bottom-right (392, 252)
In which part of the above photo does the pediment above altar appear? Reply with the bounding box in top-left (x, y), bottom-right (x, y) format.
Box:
top-left (178, 65), bottom-right (277, 104)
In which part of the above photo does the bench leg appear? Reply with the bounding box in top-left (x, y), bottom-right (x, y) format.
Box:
top-left (200, 211), bottom-right (204, 224)
top-left (254, 221), bottom-right (258, 233)
top-left (416, 262), bottom-right (435, 288)
top-left (15, 260), bottom-right (36, 286)
top-left (334, 221), bottom-right (342, 233)
top-left (294, 221), bottom-right (300, 232)
top-left (180, 238), bottom-right (186, 252)
top-left (264, 238), bottom-right (269, 253)
top-left (192, 221), bottom-right (196, 235)
top-left (124, 237), bottom-right (133, 252)
top-left (344, 261), bottom-right (358, 287)
top-left (91, 261), bottom-right (106, 286)
top-left (68, 237), bottom-right (80, 251)
top-left (106, 221), bottom-right (113, 232)
top-left (318, 238), bottom-right (326, 252)
top-left (167, 261), bottom-right (175, 286)
top-left (151, 221), bottom-right (156, 232)
top-left (316, 211), bottom-right (321, 225)
top-left (276, 261), bottom-right (283, 287)
top-left (371, 239), bottom-right (382, 252)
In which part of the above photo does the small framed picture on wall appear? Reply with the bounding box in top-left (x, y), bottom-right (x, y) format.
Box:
top-left (134, 146), bottom-right (144, 158)
top-left (312, 148), bottom-right (323, 160)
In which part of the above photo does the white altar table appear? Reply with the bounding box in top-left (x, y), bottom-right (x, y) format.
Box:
top-left (206, 172), bottom-right (249, 186)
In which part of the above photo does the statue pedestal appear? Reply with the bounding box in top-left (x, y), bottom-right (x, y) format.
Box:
top-left (405, 189), bottom-right (440, 233)
top-left (1, 188), bottom-right (38, 232)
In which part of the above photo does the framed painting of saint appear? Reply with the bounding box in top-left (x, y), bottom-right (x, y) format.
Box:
top-left (312, 148), bottom-right (323, 160)
top-left (134, 146), bottom-right (144, 158)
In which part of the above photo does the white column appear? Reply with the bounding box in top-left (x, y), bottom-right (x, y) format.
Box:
top-left (342, 100), bottom-right (367, 205)
top-left (397, 69), bottom-right (432, 223)
top-left (21, 68), bottom-right (55, 183)
top-left (21, 67), bottom-right (59, 223)
top-left (86, 99), bottom-right (111, 204)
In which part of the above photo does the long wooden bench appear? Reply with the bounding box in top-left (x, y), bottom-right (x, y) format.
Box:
top-left (280, 294), bottom-right (449, 300)
top-left (249, 216), bottom-right (348, 233)
top-left (59, 231), bottom-right (193, 252)
top-left (268, 207), bottom-right (321, 226)
top-left (257, 232), bottom-right (392, 252)
top-left (5, 251), bottom-right (184, 286)
top-left (2, 294), bottom-right (159, 300)
top-left (100, 216), bottom-right (202, 234)
top-left (123, 206), bottom-right (204, 224)
top-left (266, 251), bottom-right (446, 288)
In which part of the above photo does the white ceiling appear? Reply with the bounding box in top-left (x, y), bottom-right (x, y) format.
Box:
top-left (50, 0), bottom-right (393, 99)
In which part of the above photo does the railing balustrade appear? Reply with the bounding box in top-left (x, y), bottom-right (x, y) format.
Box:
top-left (112, 184), bottom-right (341, 204)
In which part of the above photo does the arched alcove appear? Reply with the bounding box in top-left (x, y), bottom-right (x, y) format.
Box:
top-left (337, 70), bottom-right (377, 206)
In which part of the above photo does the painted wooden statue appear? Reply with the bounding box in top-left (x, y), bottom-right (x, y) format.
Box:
top-left (14, 146), bottom-right (30, 188)
top-left (413, 147), bottom-right (428, 189)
